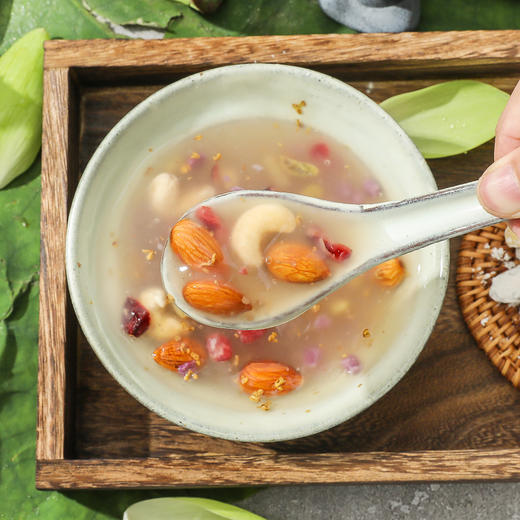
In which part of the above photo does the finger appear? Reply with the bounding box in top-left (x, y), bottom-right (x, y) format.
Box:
top-left (477, 146), bottom-right (520, 218)
top-left (495, 80), bottom-right (520, 161)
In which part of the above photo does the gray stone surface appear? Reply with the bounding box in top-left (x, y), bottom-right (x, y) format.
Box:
top-left (319, 0), bottom-right (421, 33)
top-left (235, 482), bottom-right (520, 519)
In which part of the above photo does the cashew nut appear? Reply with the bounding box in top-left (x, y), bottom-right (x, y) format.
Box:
top-left (177, 184), bottom-right (216, 215)
top-left (147, 314), bottom-right (185, 341)
top-left (149, 172), bottom-right (179, 217)
top-left (230, 203), bottom-right (297, 267)
top-left (139, 287), bottom-right (168, 311)
top-left (139, 287), bottom-right (184, 340)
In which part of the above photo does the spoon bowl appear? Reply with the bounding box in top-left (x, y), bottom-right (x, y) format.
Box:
top-left (162, 181), bottom-right (500, 330)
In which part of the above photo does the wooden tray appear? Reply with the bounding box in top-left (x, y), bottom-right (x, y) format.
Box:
top-left (37, 32), bottom-right (520, 490)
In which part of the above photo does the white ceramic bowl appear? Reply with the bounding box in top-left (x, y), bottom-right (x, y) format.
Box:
top-left (66, 64), bottom-right (449, 442)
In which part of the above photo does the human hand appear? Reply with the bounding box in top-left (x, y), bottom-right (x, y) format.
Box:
top-left (477, 80), bottom-right (520, 234)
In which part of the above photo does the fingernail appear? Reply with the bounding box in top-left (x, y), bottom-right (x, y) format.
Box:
top-left (478, 163), bottom-right (520, 217)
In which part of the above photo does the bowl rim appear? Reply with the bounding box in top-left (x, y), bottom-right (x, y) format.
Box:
top-left (66, 63), bottom-right (449, 442)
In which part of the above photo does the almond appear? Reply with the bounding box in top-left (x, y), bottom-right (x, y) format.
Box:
top-left (265, 242), bottom-right (330, 283)
top-left (170, 219), bottom-right (223, 270)
top-left (372, 258), bottom-right (405, 287)
top-left (183, 279), bottom-right (252, 315)
top-left (239, 361), bottom-right (302, 396)
top-left (152, 337), bottom-right (207, 372)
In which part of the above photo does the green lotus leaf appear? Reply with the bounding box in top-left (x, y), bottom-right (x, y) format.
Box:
top-left (124, 497), bottom-right (267, 520)
top-left (0, 28), bottom-right (48, 189)
top-left (380, 80), bottom-right (510, 159)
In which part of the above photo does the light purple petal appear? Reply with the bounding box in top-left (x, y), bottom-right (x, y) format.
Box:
top-left (363, 178), bottom-right (382, 198)
top-left (313, 314), bottom-right (332, 329)
top-left (338, 180), bottom-right (354, 200)
top-left (341, 354), bottom-right (362, 374)
top-left (178, 361), bottom-right (197, 375)
top-left (303, 346), bottom-right (322, 368)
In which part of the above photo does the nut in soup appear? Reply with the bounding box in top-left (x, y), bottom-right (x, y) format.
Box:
top-left (111, 118), bottom-right (407, 410)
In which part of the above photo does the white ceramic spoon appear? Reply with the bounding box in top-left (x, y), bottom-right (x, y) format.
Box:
top-left (161, 181), bottom-right (501, 330)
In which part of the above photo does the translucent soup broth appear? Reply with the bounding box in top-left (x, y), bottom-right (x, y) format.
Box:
top-left (106, 118), bottom-right (412, 410)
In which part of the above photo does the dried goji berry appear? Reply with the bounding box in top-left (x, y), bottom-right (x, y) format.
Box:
top-left (310, 142), bottom-right (330, 161)
top-left (196, 205), bottom-right (222, 231)
top-left (236, 329), bottom-right (267, 344)
top-left (322, 238), bottom-right (352, 262)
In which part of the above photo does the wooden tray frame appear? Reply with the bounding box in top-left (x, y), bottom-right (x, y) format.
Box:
top-left (37, 32), bottom-right (520, 490)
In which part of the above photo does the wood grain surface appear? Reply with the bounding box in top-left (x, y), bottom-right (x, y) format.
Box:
top-left (44, 32), bottom-right (520, 72)
top-left (36, 448), bottom-right (520, 489)
top-left (37, 34), bottom-right (520, 489)
top-left (38, 68), bottom-right (77, 462)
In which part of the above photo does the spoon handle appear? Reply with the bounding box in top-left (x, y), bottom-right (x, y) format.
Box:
top-left (369, 180), bottom-right (503, 259)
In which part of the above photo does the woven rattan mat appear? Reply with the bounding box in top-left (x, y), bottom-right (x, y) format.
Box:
top-left (457, 222), bottom-right (520, 388)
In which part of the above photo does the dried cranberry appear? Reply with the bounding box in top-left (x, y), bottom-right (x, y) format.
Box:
top-left (323, 238), bottom-right (352, 262)
top-left (310, 142), bottom-right (330, 161)
top-left (122, 297), bottom-right (150, 337)
top-left (206, 333), bottom-right (233, 361)
top-left (239, 266), bottom-right (248, 275)
top-left (236, 329), bottom-right (267, 344)
top-left (196, 205), bottom-right (222, 231)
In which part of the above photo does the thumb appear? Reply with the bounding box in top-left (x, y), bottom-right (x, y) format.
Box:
top-left (477, 147), bottom-right (520, 218)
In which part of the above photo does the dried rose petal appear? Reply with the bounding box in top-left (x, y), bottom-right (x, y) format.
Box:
top-left (313, 314), bottom-right (332, 329)
top-left (323, 238), bottom-right (351, 262)
top-left (236, 329), bottom-right (267, 344)
top-left (178, 360), bottom-right (197, 376)
top-left (342, 354), bottom-right (361, 374)
top-left (303, 346), bottom-right (322, 367)
top-left (363, 178), bottom-right (382, 198)
top-left (196, 205), bottom-right (222, 231)
top-left (310, 142), bottom-right (330, 161)
top-left (206, 333), bottom-right (233, 362)
top-left (122, 297), bottom-right (150, 337)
